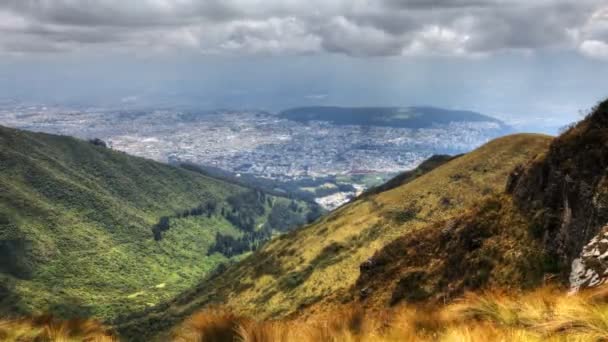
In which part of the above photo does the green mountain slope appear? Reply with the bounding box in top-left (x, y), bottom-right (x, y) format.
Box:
top-left (117, 133), bottom-right (552, 340)
top-left (0, 125), bottom-right (317, 320)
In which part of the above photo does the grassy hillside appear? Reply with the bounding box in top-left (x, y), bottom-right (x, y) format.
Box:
top-left (9, 283), bottom-right (608, 341)
top-left (353, 194), bottom-right (549, 311)
top-left (279, 106), bottom-right (507, 128)
top-left (0, 125), bottom-right (317, 321)
top-left (168, 284), bottom-right (608, 342)
top-left (118, 133), bottom-right (552, 339)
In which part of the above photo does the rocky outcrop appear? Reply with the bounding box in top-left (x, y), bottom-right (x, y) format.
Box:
top-left (569, 225), bottom-right (608, 291)
top-left (509, 99), bottom-right (608, 287)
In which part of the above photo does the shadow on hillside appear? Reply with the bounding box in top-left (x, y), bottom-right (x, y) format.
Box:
top-left (0, 278), bottom-right (24, 317)
top-left (47, 299), bottom-right (94, 319)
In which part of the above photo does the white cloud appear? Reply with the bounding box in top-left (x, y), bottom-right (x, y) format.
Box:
top-left (403, 25), bottom-right (471, 56)
top-left (577, 6), bottom-right (608, 60)
top-left (580, 40), bottom-right (608, 60)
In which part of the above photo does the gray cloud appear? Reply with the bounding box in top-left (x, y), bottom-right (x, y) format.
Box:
top-left (380, 0), bottom-right (496, 10)
top-left (0, 0), bottom-right (606, 59)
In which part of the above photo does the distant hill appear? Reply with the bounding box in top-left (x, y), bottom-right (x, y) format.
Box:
top-left (279, 106), bottom-right (508, 129)
top-left (0, 125), bottom-right (318, 320)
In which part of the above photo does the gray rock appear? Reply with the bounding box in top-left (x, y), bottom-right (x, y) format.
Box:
top-left (569, 225), bottom-right (608, 292)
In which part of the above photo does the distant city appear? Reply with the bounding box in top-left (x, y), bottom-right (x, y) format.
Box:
top-left (0, 102), bottom-right (508, 209)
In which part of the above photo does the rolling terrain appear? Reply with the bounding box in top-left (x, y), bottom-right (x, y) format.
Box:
top-left (6, 99), bottom-right (608, 342)
top-left (117, 132), bottom-right (553, 339)
top-left (0, 125), bottom-right (318, 321)
top-left (123, 98), bottom-right (608, 342)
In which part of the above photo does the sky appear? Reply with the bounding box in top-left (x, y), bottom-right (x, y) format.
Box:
top-left (0, 0), bottom-right (608, 130)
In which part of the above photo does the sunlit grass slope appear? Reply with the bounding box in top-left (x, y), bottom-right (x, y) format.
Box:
top-left (7, 286), bottom-right (608, 342)
top-left (0, 316), bottom-right (117, 342)
top-left (7, 282), bottom-right (608, 341)
top-left (170, 284), bottom-right (608, 342)
top-left (120, 133), bottom-right (552, 339)
top-left (0, 125), bottom-right (312, 321)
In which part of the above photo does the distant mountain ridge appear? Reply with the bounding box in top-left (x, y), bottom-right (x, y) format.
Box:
top-left (279, 106), bottom-right (508, 129)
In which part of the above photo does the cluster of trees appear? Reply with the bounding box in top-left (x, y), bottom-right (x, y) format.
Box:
top-left (88, 138), bottom-right (107, 148)
top-left (152, 190), bottom-right (272, 240)
top-left (176, 201), bottom-right (217, 219)
top-left (207, 230), bottom-right (271, 257)
top-left (152, 200), bottom-right (218, 241)
top-left (227, 190), bottom-right (267, 215)
top-left (267, 202), bottom-right (305, 232)
top-left (209, 199), bottom-right (324, 257)
top-left (224, 211), bottom-right (256, 232)
top-left (152, 216), bottom-right (170, 241)
top-left (222, 190), bottom-right (268, 231)
top-left (151, 188), bottom-right (323, 247)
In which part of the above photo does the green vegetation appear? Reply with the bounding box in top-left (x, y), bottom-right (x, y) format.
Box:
top-left (0, 125), bottom-right (317, 320)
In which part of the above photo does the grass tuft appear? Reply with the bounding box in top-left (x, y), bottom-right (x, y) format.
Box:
top-left (170, 284), bottom-right (608, 341)
top-left (0, 315), bottom-right (116, 341)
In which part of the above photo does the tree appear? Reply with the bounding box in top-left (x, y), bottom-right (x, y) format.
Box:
top-left (88, 138), bottom-right (107, 148)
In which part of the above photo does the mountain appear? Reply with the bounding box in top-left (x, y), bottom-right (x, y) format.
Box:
top-left (117, 132), bottom-right (552, 339)
top-left (279, 106), bottom-right (509, 129)
top-left (0, 125), bottom-right (319, 321)
top-left (354, 99), bottom-right (608, 313)
top-left (509, 99), bottom-right (608, 289)
top-left (7, 99), bottom-right (608, 342)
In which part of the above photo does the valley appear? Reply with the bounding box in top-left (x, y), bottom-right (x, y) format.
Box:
top-left (1, 1), bottom-right (606, 341)
top-left (0, 103), bottom-right (510, 210)
top-left (109, 99), bottom-right (608, 342)
top-left (3, 100), bottom-right (608, 342)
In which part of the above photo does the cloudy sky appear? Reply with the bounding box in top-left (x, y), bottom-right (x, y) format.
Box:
top-left (1, 0), bottom-right (607, 129)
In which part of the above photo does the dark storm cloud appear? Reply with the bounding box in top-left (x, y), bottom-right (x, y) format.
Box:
top-left (0, 0), bottom-right (606, 59)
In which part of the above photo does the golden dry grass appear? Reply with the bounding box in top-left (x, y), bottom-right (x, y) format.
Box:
top-left (171, 284), bottom-right (608, 342)
top-left (0, 315), bottom-right (117, 341)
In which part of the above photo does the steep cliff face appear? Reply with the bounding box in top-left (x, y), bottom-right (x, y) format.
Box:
top-left (510, 99), bottom-right (608, 285)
